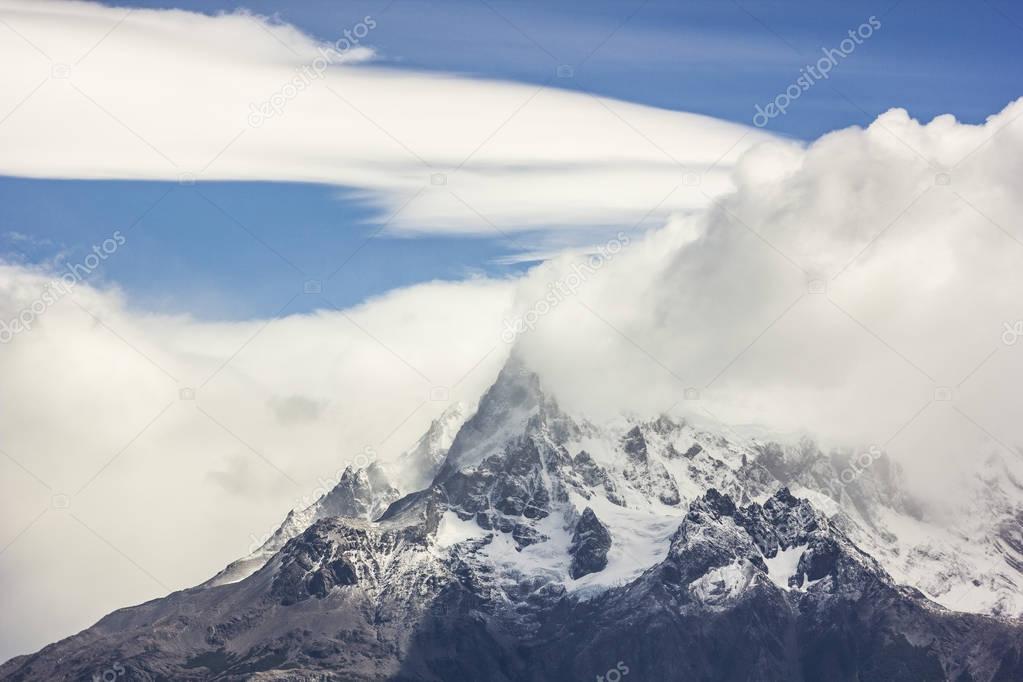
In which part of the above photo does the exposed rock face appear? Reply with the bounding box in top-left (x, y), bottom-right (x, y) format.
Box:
top-left (622, 425), bottom-right (648, 461)
top-left (569, 450), bottom-right (625, 506)
top-left (440, 436), bottom-right (560, 549)
top-left (205, 461), bottom-right (400, 587)
top-left (319, 462), bottom-right (401, 521)
top-left (621, 426), bottom-right (681, 506)
top-left (525, 504), bottom-right (1023, 682)
top-left (434, 357), bottom-right (552, 479)
top-left (569, 507), bottom-right (612, 578)
top-left (276, 528), bottom-right (359, 604)
top-left (6, 358), bottom-right (1023, 681)
top-left (6, 486), bottom-right (1022, 681)
top-left (270, 492), bottom-right (443, 606)
top-left (999, 510), bottom-right (1023, 573)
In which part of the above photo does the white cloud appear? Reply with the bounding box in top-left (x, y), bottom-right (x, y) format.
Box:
top-left (0, 264), bottom-right (513, 660)
top-left (0, 0), bottom-right (769, 240)
top-left (513, 97), bottom-right (1023, 506)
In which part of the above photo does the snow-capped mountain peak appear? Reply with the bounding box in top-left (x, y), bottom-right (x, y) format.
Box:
top-left (8, 356), bottom-right (1023, 681)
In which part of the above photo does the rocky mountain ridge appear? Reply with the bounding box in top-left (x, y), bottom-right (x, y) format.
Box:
top-left (3, 357), bottom-right (1022, 681)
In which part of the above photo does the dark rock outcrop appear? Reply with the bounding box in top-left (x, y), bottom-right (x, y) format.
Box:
top-left (569, 507), bottom-right (612, 579)
top-left (5, 480), bottom-right (1023, 682)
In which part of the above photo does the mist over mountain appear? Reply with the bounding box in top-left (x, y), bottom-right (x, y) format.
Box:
top-left (4, 357), bottom-right (1022, 681)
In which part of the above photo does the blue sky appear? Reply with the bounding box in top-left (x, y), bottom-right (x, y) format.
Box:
top-left (2, 0), bottom-right (1022, 318)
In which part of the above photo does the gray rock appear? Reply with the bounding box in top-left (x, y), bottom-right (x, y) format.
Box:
top-left (7, 358), bottom-right (1023, 682)
top-left (569, 508), bottom-right (612, 579)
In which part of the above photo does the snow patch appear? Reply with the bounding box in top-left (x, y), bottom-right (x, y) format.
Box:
top-left (479, 513), bottom-right (573, 580)
top-left (690, 559), bottom-right (757, 602)
top-left (434, 511), bottom-right (485, 549)
top-left (763, 544), bottom-right (807, 590)
top-left (566, 491), bottom-right (680, 595)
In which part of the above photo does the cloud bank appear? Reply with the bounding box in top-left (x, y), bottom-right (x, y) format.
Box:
top-left (513, 97), bottom-right (1023, 504)
top-left (0, 265), bottom-right (512, 661)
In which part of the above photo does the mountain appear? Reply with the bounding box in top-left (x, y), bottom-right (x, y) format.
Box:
top-left (3, 357), bottom-right (1023, 681)
top-left (205, 461), bottom-right (401, 588)
top-left (207, 403), bottom-right (467, 589)
top-left (391, 402), bottom-right (467, 494)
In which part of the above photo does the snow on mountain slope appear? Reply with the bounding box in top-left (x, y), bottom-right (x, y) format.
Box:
top-left (205, 405), bottom-right (469, 588)
top-left (763, 543), bottom-right (809, 590)
top-left (5, 355), bottom-right (1023, 681)
top-left (378, 356), bottom-right (1023, 620)
top-left (210, 354), bottom-right (1023, 618)
top-left (206, 462), bottom-right (400, 587)
top-left (397, 357), bottom-right (1023, 619)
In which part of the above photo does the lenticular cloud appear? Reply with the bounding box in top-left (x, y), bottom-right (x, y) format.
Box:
top-left (0, 0), bottom-right (769, 237)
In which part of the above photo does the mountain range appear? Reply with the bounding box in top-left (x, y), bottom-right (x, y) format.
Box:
top-left (3, 356), bottom-right (1022, 681)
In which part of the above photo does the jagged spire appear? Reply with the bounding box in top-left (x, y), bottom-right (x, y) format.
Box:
top-left (432, 352), bottom-right (547, 481)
